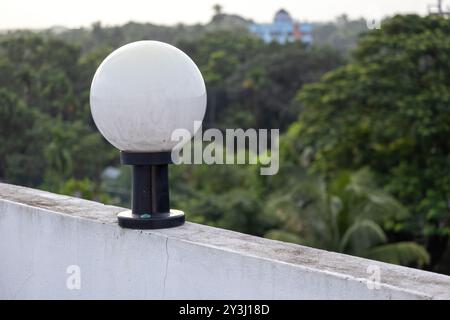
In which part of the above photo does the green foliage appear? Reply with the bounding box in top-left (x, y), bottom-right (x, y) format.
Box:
top-left (0, 34), bottom-right (116, 199)
top-left (58, 178), bottom-right (112, 203)
top-left (177, 31), bottom-right (344, 129)
top-left (368, 242), bottom-right (430, 268)
top-left (0, 89), bottom-right (47, 185)
top-left (286, 14), bottom-right (449, 270)
top-left (224, 44), bottom-right (345, 130)
top-left (42, 120), bottom-right (116, 190)
top-left (170, 162), bottom-right (276, 236)
top-left (265, 168), bottom-right (430, 267)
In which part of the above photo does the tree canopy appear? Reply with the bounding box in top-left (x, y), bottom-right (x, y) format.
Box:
top-left (283, 14), bottom-right (450, 271)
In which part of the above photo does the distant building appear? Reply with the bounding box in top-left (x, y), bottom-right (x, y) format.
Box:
top-left (249, 9), bottom-right (313, 44)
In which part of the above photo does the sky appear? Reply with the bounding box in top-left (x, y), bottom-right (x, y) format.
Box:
top-left (0, 0), bottom-right (443, 30)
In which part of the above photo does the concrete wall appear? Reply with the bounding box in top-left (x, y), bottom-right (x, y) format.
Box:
top-left (0, 183), bottom-right (449, 300)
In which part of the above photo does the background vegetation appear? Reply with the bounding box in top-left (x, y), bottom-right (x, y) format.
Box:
top-left (0, 11), bottom-right (448, 274)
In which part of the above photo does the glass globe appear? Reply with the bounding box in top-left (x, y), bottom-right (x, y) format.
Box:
top-left (90, 40), bottom-right (206, 152)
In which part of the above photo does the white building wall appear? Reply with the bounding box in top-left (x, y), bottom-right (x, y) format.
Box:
top-left (0, 183), bottom-right (449, 300)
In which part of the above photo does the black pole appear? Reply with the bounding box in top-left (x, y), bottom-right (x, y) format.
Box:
top-left (131, 164), bottom-right (170, 215)
top-left (132, 165), bottom-right (151, 215)
top-left (150, 164), bottom-right (170, 214)
top-left (118, 151), bottom-right (184, 229)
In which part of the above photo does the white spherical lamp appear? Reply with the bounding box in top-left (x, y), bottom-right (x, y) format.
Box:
top-left (90, 41), bottom-right (207, 229)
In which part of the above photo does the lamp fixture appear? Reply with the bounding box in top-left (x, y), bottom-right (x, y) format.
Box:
top-left (90, 40), bottom-right (206, 229)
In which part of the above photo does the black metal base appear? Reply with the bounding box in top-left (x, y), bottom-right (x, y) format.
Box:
top-left (120, 151), bottom-right (173, 165)
top-left (118, 151), bottom-right (184, 230)
top-left (117, 210), bottom-right (185, 229)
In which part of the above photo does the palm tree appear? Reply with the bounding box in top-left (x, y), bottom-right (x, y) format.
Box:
top-left (212, 4), bottom-right (223, 16)
top-left (265, 168), bottom-right (430, 268)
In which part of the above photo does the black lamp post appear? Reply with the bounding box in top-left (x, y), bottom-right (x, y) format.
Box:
top-left (117, 152), bottom-right (184, 229)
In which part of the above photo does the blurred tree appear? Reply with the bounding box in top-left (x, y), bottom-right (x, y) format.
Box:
top-left (0, 89), bottom-right (48, 185)
top-left (265, 168), bottom-right (430, 268)
top-left (178, 32), bottom-right (344, 130)
top-left (58, 177), bottom-right (113, 203)
top-left (286, 15), bottom-right (450, 271)
top-left (41, 120), bottom-right (116, 192)
top-left (0, 35), bottom-right (116, 199)
top-left (170, 154), bottom-right (277, 235)
top-left (177, 31), bottom-right (263, 126)
top-left (224, 44), bottom-right (345, 130)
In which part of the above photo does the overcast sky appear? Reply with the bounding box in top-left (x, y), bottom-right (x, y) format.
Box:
top-left (0, 0), bottom-right (443, 30)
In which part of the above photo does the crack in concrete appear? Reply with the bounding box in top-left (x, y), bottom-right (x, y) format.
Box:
top-left (162, 237), bottom-right (169, 299)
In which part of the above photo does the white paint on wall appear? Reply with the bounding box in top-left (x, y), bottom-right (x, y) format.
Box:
top-left (0, 183), bottom-right (449, 300)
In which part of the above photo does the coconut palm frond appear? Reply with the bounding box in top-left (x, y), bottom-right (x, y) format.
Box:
top-left (363, 190), bottom-right (409, 221)
top-left (368, 242), bottom-right (430, 268)
top-left (339, 219), bottom-right (387, 255)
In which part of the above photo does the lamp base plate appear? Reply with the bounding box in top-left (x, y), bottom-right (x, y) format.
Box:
top-left (117, 209), bottom-right (185, 229)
